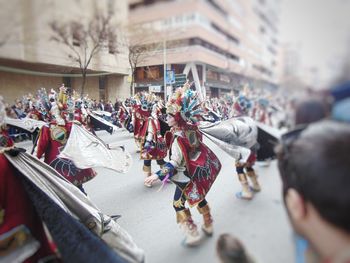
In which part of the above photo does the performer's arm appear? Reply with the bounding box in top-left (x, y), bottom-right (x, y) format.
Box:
top-left (144, 137), bottom-right (183, 185)
top-left (156, 138), bottom-right (183, 181)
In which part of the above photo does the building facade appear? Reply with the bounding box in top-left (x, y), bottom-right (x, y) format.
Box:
top-left (0, 0), bottom-right (130, 104)
top-left (128, 0), bottom-right (281, 98)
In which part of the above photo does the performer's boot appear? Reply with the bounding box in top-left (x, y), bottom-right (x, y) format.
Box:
top-left (176, 209), bottom-right (201, 246)
top-left (143, 165), bottom-right (152, 187)
top-left (247, 170), bottom-right (261, 192)
top-left (197, 204), bottom-right (213, 236)
top-left (237, 173), bottom-right (253, 200)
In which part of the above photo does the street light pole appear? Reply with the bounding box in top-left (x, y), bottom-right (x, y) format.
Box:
top-left (163, 38), bottom-right (167, 100)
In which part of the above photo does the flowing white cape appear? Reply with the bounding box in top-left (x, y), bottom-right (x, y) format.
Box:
top-left (58, 124), bottom-right (131, 173)
top-left (5, 116), bottom-right (46, 132)
top-left (5, 151), bottom-right (143, 263)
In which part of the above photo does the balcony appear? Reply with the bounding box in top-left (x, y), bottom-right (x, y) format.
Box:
top-left (138, 45), bottom-right (242, 73)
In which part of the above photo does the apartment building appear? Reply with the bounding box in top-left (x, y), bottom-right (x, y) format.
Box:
top-left (0, 0), bottom-right (130, 103)
top-left (128, 0), bottom-right (281, 98)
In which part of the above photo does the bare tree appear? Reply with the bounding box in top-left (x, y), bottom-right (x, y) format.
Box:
top-left (129, 45), bottom-right (149, 93)
top-left (50, 11), bottom-right (115, 96)
top-left (127, 24), bottom-right (161, 95)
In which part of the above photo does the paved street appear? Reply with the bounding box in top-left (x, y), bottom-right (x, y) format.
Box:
top-left (18, 129), bottom-right (295, 263)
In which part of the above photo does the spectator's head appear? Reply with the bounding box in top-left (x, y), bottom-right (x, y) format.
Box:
top-left (216, 234), bottom-right (253, 263)
top-left (294, 97), bottom-right (330, 126)
top-left (277, 120), bottom-right (350, 257)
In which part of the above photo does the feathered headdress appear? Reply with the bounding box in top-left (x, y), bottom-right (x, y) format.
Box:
top-left (166, 82), bottom-right (203, 127)
top-left (235, 95), bottom-right (252, 114)
top-left (36, 88), bottom-right (51, 117)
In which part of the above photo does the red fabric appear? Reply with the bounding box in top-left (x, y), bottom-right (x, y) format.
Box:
top-left (140, 118), bottom-right (167, 160)
top-left (234, 102), bottom-right (242, 113)
top-left (133, 106), bottom-right (145, 140)
top-left (165, 130), bottom-right (174, 149)
top-left (133, 106), bottom-right (151, 142)
top-left (74, 109), bottom-right (85, 124)
top-left (176, 130), bottom-right (221, 206)
top-left (246, 152), bottom-right (257, 166)
top-left (36, 122), bottom-right (96, 185)
top-left (28, 109), bottom-right (43, 121)
top-left (138, 117), bottom-right (149, 140)
top-left (36, 123), bottom-right (71, 164)
top-left (0, 130), bottom-right (14, 147)
top-left (0, 155), bottom-right (58, 262)
top-left (118, 108), bottom-right (127, 124)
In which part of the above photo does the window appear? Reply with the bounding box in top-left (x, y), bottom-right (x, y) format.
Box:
top-left (207, 0), bottom-right (228, 16)
top-left (146, 66), bottom-right (161, 79)
top-left (135, 68), bottom-right (144, 81)
top-left (99, 76), bottom-right (107, 101)
top-left (63, 77), bottom-right (71, 89)
top-left (211, 23), bottom-right (240, 45)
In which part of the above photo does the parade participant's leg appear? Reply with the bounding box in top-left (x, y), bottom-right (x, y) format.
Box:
top-left (235, 163), bottom-right (253, 200)
top-left (197, 200), bottom-right (213, 236)
top-left (143, 160), bottom-right (152, 187)
top-left (174, 183), bottom-right (201, 246)
top-left (246, 166), bottom-right (261, 192)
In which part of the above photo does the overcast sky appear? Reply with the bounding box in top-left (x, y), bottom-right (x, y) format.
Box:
top-left (279, 0), bottom-right (350, 86)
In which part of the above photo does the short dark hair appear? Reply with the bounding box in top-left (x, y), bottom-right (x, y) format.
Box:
top-left (277, 120), bottom-right (350, 233)
top-left (294, 97), bottom-right (329, 126)
top-left (216, 234), bottom-right (252, 263)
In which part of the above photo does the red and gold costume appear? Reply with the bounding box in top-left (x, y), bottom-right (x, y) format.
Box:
top-left (36, 121), bottom-right (96, 187)
top-left (36, 88), bottom-right (96, 188)
top-left (134, 106), bottom-right (148, 142)
top-left (132, 104), bottom-right (146, 151)
top-left (162, 126), bottom-right (221, 206)
top-left (149, 83), bottom-right (222, 246)
top-left (140, 115), bottom-right (167, 161)
top-left (136, 94), bottom-right (167, 187)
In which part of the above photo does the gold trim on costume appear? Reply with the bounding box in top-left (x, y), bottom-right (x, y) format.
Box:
top-left (142, 165), bottom-right (151, 173)
top-left (50, 125), bottom-right (67, 144)
top-left (173, 199), bottom-right (185, 209)
top-left (237, 173), bottom-right (248, 182)
top-left (246, 170), bottom-right (256, 178)
top-left (197, 204), bottom-right (210, 215)
top-left (176, 208), bottom-right (191, 223)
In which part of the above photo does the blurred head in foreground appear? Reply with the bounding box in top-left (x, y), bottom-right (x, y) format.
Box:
top-left (217, 233), bottom-right (254, 263)
top-left (277, 120), bottom-right (350, 261)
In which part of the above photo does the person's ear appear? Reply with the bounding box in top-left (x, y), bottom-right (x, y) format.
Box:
top-left (285, 189), bottom-right (306, 221)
